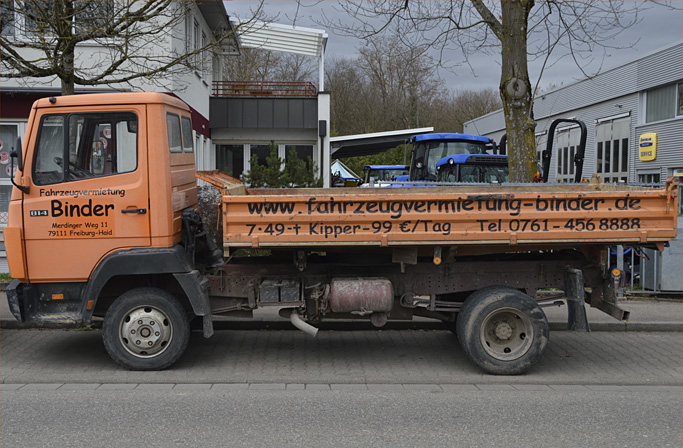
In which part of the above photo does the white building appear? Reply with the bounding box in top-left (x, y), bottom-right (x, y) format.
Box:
top-left (0, 2), bottom-right (331, 272)
top-left (464, 41), bottom-right (682, 185)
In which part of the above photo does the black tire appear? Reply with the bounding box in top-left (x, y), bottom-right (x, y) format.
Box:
top-left (102, 287), bottom-right (190, 371)
top-left (455, 286), bottom-right (549, 375)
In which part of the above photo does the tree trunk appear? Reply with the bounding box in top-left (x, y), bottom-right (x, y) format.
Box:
top-left (57, 1), bottom-right (76, 95)
top-left (499, 0), bottom-right (536, 182)
top-left (60, 55), bottom-right (75, 95)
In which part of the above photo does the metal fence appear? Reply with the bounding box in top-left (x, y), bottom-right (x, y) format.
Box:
top-left (212, 81), bottom-right (318, 98)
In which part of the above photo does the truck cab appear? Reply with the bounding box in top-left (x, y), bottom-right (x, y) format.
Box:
top-left (7, 93), bottom-right (199, 283)
top-left (408, 133), bottom-right (495, 182)
top-left (6, 93), bottom-right (218, 369)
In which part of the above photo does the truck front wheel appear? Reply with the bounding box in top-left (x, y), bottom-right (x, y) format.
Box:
top-left (102, 288), bottom-right (190, 370)
top-left (456, 286), bottom-right (548, 375)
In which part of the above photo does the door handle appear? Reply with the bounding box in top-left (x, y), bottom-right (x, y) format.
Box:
top-left (121, 208), bottom-right (147, 214)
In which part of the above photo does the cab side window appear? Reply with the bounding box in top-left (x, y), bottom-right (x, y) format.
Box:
top-left (167, 113), bottom-right (193, 154)
top-left (181, 116), bottom-right (193, 153)
top-left (33, 112), bottom-right (138, 185)
top-left (166, 113), bottom-right (182, 153)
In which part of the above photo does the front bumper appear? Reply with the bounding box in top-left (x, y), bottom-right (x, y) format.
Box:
top-left (5, 280), bottom-right (85, 326)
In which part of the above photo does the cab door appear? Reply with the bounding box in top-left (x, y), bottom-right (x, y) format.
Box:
top-left (22, 105), bottom-right (150, 282)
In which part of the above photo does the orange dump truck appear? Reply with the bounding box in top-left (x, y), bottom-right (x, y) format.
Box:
top-left (5, 93), bottom-right (680, 374)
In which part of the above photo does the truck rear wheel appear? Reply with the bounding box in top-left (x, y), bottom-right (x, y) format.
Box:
top-left (456, 286), bottom-right (548, 375)
top-left (102, 288), bottom-right (190, 371)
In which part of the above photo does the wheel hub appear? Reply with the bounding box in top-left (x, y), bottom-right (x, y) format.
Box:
top-left (119, 306), bottom-right (173, 358)
top-left (480, 307), bottom-right (534, 361)
top-left (494, 321), bottom-right (513, 340)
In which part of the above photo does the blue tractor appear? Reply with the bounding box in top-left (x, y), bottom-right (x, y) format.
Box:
top-left (407, 133), bottom-right (508, 183)
top-left (360, 164), bottom-right (409, 187)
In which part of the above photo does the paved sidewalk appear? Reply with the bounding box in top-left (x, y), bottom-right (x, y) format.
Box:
top-left (1, 330), bottom-right (681, 385)
top-left (1, 291), bottom-right (681, 332)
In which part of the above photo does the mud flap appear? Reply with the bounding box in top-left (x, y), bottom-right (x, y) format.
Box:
top-left (6, 279), bottom-right (24, 322)
top-left (174, 270), bottom-right (214, 338)
top-left (564, 268), bottom-right (589, 331)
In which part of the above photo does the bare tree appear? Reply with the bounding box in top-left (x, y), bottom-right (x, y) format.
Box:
top-left (223, 47), bottom-right (317, 83)
top-left (356, 34), bottom-right (443, 130)
top-left (326, 57), bottom-right (371, 135)
top-left (273, 52), bottom-right (317, 82)
top-left (223, 47), bottom-right (285, 82)
top-left (428, 88), bottom-right (501, 133)
top-left (0, 0), bottom-right (245, 95)
top-left (326, 42), bottom-right (500, 138)
top-left (322, 0), bottom-right (667, 181)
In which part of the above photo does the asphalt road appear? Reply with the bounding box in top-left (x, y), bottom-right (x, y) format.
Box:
top-left (1, 328), bottom-right (682, 447)
top-left (1, 386), bottom-right (682, 447)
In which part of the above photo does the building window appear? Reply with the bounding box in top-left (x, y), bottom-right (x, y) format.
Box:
top-left (645, 82), bottom-right (683, 123)
top-left (596, 117), bottom-right (630, 183)
top-left (0, 124), bottom-right (20, 225)
top-left (185, 14), bottom-right (192, 53)
top-left (638, 173), bottom-right (661, 184)
top-left (193, 20), bottom-right (199, 72)
top-left (75, 0), bottom-right (114, 34)
top-left (556, 145), bottom-right (576, 183)
top-left (554, 127), bottom-right (582, 183)
top-left (216, 144), bottom-right (244, 180)
top-left (0, 1), bottom-right (15, 36)
top-left (24, 0), bottom-right (52, 34)
top-left (201, 32), bottom-right (207, 78)
top-left (250, 144), bottom-right (271, 167)
top-left (212, 54), bottom-right (220, 82)
top-left (285, 145), bottom-right (314, 169)
top-left (0, 184), bottom-right (11, 226)
top-left (534, 133), bottom-right (547, 177)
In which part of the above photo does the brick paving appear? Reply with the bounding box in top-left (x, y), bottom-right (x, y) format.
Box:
top-left (1, 328), bottom-right (681, 386)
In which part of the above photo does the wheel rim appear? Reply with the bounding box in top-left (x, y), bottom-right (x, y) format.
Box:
top-left (479, 307), bottom-right (534, 361)
top-left (119, 306), bottom-right (173, 358)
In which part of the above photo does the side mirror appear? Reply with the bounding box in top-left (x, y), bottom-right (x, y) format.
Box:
top-left (10, 137), bottom-right (29, 194)
top-left (10, 137), bottom-right (23, 171)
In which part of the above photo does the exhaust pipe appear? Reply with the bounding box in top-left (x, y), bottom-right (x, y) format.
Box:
top-left (289, 311), bottom-right (319, 337)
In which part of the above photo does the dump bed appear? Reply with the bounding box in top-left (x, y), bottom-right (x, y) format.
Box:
top-left (209, 172), bottom-right (679, 253)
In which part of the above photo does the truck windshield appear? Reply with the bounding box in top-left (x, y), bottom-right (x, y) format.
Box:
top-left (412, 140), bottom-right (487, 181)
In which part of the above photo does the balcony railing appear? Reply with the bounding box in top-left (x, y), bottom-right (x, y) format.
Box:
top-left (212, 81), bottom-right (317, 98)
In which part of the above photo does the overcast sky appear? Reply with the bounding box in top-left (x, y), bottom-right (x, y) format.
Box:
top-left (225, 1), bottom-right (683, 93)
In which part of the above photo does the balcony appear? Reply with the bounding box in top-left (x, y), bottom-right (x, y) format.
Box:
top-left (212, 81), bottom-right (317, 98)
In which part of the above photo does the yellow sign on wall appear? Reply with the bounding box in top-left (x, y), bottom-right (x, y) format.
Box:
top-left (639, 133), bottom-right (657, 162)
